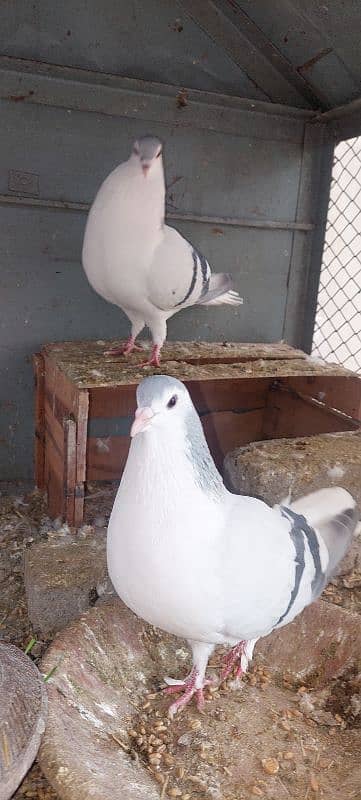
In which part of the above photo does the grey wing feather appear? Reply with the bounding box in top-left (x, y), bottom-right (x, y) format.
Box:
top-left (316, 506), bottom-right (358, 578)
top-left (274, 487), bottom-right (358, 629)
top-left (148, 226), bottom-right (242, 310)
top-left (289, 486), bottom-right (358, 582)
top-left (197, 273), bottom-right (243, 306)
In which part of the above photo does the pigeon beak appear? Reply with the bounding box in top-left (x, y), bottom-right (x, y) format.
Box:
top-left (142, 163), bottom-right (150, 177)
top-left (130, 406), bottom-right (154, 437)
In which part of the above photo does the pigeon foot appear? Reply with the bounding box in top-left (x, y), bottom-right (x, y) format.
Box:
top-left (105, 337), bottom-right (143, 356)
top-left (139, 344), bottom-right (161, 368)
top-left (220, 641), bottom-right (246, 682)
top-left (164, 667), bottom-right (211, 717)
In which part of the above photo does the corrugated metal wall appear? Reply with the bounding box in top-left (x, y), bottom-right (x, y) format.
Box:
top-left (0, 1), bottom-right (333, 479)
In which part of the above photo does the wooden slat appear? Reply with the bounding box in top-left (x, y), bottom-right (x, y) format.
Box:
top-left (44, 354), bottom-right (79, 415)
top-left (64, 417), bottom-right (77, 525)
top-left (263, 389), bottom-right (359, 440)
top-left (74, 389), bottom-right (89, 528)
top-left (87, 408), bottom-right (265, 480)
top-left (32, 353), bottom-right (45, 489)
top-left (89, 379), bottom-right (270, 418)
top-left (44, 401), bottom-right (65, 456)
top-left (42, 341), bottom-right (310, 389)
top-left (279, 375), bottom-right (361, 422)
top-left (89, 385), bottom-right (137, 418)
top-left (87, 436), bottom-right (130, 481)
top-left (47, 467), bottom-right (64, 521)
top-left (39, 340), bottom-right (360, 531)
top-left (187, 378), bottom-right (270, 414)
top-left (44, 386), bottom-right (76, 427)
top-left (44, 435), bottom-right (66, 483)
top-left (202, 409), bottom-right (265, 469)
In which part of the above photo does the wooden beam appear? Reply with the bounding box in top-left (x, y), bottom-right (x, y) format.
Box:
top-left (177, 0), bottom-right (322, 108)
top-left (315, 96), bottom-right (361, 123)
top-left (0, 193), bottom-right (314, 232)
top-left (314, 96), bottom-right (361, 142)
top-left (212, 0), bottom-right (326, 109)
top-left (0, 56), bottom-right (313, 143)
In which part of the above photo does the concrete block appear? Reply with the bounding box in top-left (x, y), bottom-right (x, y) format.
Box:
top-left (224, 430), bottom-right (361, 574)
top-left (24, 532), bottom-right (110, 635)
top-left (257, 599), bottom-right (361, 685)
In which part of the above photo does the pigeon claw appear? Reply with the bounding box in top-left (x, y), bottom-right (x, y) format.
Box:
top-left (139, 344), bottom-right (161, 368)
top-left (220, 641), bottom-right (246, 683)
top-left (164, 667), bottom-right (209, 717)
top-left (105, 337), bottom-right (143, 356)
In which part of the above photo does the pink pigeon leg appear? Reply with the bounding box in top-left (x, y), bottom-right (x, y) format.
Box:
top-left (105, 336), bottom-right (144, 356)
top-left (164, 640), bottom-right (215, 717)
top-left (220, 641), bottom-right (246, 682)
top-left (164, 670), bottom-right (215, 716)
top-left (139, 344), bottom-right (162, 368)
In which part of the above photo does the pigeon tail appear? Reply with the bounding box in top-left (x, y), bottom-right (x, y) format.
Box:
top-left (290, 487), bottom-right (358, 578)
top-left (197, 273), bottom-right (243, 306)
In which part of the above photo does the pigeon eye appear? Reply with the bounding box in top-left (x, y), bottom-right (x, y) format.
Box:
top-left (156, 150), bottom-right (162, 158)
top-left (167, 395), bottom-right (177, 409)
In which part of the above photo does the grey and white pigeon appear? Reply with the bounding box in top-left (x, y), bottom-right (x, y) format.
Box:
top-left (107, 375), bottom-right (358, 715)
top-left (82, 136), bottom-right (242, 367)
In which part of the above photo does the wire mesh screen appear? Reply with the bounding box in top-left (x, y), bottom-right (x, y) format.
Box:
top-left (312, 137), bottom-right (361, 373)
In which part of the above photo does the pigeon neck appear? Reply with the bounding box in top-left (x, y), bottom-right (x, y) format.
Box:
top-left (131, 166), bottom-right (165, 230)
top-left (184, 410), bottom-right (225, 500)
top-left (123, 421), bottom-right (224, 505)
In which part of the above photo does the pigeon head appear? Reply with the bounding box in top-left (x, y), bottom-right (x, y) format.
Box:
top-left (130, 374), bottom-right (224, 496)
top-left (131, 136), bottom-right (163, 177)
top-left (131, 375), bottom-right (190, 437)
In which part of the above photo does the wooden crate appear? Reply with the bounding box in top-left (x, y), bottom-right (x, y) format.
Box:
top-left (33, 340), bottom-right (361, 527)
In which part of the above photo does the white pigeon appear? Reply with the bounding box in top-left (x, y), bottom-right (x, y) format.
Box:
top-left (82, 136), bottom-right (242, 367)
top-left (107, 375), bottom-right (358, 716)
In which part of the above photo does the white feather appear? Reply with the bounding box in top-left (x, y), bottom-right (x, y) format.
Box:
top-left (203, 290), bottom-right (243, 306)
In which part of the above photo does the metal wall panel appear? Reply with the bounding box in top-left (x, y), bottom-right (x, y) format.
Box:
top-left (0, 99), bottom-right (304, 215)
top-left (0, 204), bottom-right (294, 478)
top-left (236, 0), bottom-right (361, 108)
top-left (0, 0), bottom-right (267, 99)
top-left (0, 87), bottom-right (309, 478)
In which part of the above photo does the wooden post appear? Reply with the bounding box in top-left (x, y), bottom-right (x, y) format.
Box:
top-left (32, 353), bottom-right (45, 489)
top-left (64, 417), bottom-right (77, 525)
top-left (74, 389), bottom-right (89, 528)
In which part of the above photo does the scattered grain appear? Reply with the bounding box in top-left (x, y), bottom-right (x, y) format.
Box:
top-left (261, 757), bottom-right (279, 775)
top-left (149, 753), bottom-right (162, 765)
top-left (310, 774), bottom-right (319, 792)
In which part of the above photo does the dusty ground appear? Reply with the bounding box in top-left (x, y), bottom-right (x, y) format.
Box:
top-left (123, 626), bottom-right (361, 800)
top-left (1, 485), bottom-right (360, 800)
top-left (0, 483), bottom-right (115, 800)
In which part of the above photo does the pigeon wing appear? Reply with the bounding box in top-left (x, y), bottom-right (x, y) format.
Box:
top-left (147, 226), bottom-right (210, 311)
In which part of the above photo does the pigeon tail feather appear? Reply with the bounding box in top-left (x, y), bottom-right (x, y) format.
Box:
top-left (290, 487), bottom-right (358, 578)
top-left (197, 273), bottom-right (243, 306)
